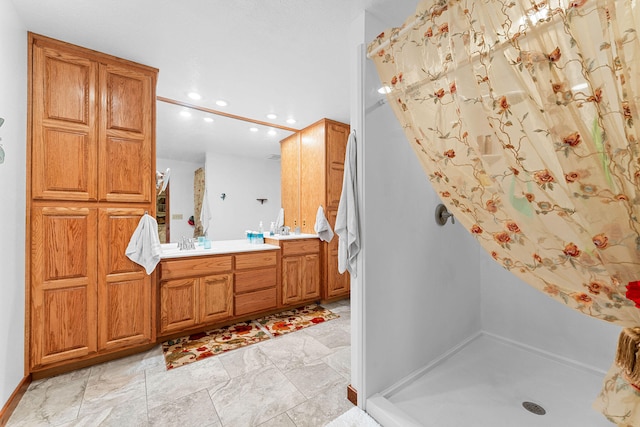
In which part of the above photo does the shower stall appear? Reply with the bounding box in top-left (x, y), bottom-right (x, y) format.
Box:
top-left (350, 2), bottom-right (622, 426)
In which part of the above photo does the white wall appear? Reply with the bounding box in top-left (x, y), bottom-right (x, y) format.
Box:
top-left (204, 152), bottom-right (281, 241)
top-left (156, 157), bottom-right (203, 242)
top-left (0, 0), bottom-right (27, 409)
top-left (360, 4), bottom-right (482, 395)
top-left (480, 253), bottom-right (620, 372)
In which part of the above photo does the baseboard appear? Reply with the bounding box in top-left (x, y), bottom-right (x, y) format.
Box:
top-left (347, 384), bottom-right (357, 406)
top-left (0, 375), bottom-right (31, 427)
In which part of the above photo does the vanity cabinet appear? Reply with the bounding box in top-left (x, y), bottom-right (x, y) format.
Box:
top-left (157, 250), bottom-right (279, 338)
top-left (279, 119), bottom-right (351, 301)
top-left (265, 238), bottom-right (321, 305)
top-left (159, 256), bottom-right (233, 335)
top-left (27, 33), bottom-right (157, 373)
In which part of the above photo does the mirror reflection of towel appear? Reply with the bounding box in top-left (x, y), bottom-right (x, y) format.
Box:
top-left (200, 187), bottom-right (212, 236)
top-left (126, 213), bottom-right (162, 274)
top-left (275, 208), bottom-right (284, 229)
top-left (314, 205), bottom-right (334, 242)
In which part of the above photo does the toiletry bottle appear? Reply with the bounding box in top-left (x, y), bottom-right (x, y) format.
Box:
top-left (270, 221), bottom-right (276, 236)
top-left (259, 221), bottom-right (264, 233)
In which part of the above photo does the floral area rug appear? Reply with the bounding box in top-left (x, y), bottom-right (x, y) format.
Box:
top-left (255, 304), bottom-right (340, 337)
top-left (162, 304), bottom-right (338, 369)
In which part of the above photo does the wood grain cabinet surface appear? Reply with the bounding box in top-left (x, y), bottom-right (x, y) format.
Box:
top-left (158, 250), bottom-right (279, 338)
top-left (278, 118), bottom-right (351, 301)
top-left (27, 33), bottom-right (158, 373)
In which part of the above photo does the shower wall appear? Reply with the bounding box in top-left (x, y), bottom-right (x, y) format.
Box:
top-left (481, 254), bottom-right (620, 372)
top-left (360, 2), bottom-right (482, 397)
top-left (357, 0), bottom-right (620, 403)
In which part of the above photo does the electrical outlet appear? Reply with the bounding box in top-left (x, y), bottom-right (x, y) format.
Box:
top-left (172, 214), bottom-right (183, 220)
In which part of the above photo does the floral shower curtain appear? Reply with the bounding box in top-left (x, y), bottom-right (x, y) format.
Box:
top-left (368, 0), bottom-right (640, 424)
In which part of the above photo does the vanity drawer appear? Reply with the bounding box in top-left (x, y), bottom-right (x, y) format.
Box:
top-left (235, 267), bottom-right (277, 293)
top-left (235, 287), bottom-right (277, 316)
top-left (160, 256), bottom-right (232, 281)
top-left (235, 251), bottom-right (277, 270)
top-left (281, 239), bottom-right (319, 256)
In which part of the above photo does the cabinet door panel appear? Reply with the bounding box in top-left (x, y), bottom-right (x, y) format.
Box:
top-left (99, 63), bottom-right (154, 202)
top-left (325, 209), bottom-right (349, 298)
top-left (302, 254), bottom-right (321, 300)
top-left (98, 208), bottom-right (152, 350)
top-left (100, 279), bottom-right (149, 349)
top-left (31, 207), bottom-right (98, 367)
top-left (280, 134), bottom-right (300, 229)
top-left (32, 45), bottom-right (97, 201)
top-left (160, 278), bottom-right (198, 334)
top-left (282, 256), bottom-right (302, 305)
top-left (326, 123), bottom-right (349, 209)
top-left (300, 123), bottom-right (325, 233)
top-left (200, 274), bottom-right (233, 324)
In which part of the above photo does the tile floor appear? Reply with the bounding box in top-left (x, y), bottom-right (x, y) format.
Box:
top-left (8, 299), bottom-right (354, 427)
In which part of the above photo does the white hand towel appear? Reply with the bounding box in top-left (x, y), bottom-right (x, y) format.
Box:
top-left (125, 213), bottom-right (162, 275)
top-left (275, 208), bottom-right (285, 229)
top-left (314, 205), bottom-right (334, 242)
top-left (200, 187), bottom-right (212, 236)
top-left (335, 131), bottom-right (360, 277)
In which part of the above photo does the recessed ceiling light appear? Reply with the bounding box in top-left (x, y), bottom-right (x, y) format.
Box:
top-left (378, 85), bottom-right (392, 94)
top-left (266, 113), bottom-right (277, 120)
top-left (180, 110), bottom-right (192, 118)
top-left (203, 117), bottom-right (214, 123)
top-left (188, 92), bottom-right (201, 100)
top-left (268, 129), bottom-right (277, 136)
top-left (286, 118), bottom-right (297, 125)
top-left (215, 100), bottom-right (228, 107)
top-left (249, 127), bottom-right (259, 132)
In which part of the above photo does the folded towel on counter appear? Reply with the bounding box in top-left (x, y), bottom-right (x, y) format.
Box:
top-left (125, 213), bottom-right (162, 275)
top-left (274, 208), bottom-right (285, 230)
top-left (314, 205), bottom-right (334, 242)
top-left (335, 130), bottom-right (360, 277)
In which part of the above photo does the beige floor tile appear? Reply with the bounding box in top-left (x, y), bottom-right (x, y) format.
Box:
top-left (284, 360), bottom-right (346, 399)
top-left (208, 364), bottom-right (305, 426)
top-left (7, 368), bottom-right (90, 427)
top-left (148, 389), bottom-right (219, 427)
top-left (286, 380), bottom-right (354, 427)
top-left (146, 354), bottom-right (230, 410)
top-left (259, 331), bottom-right (333, 372)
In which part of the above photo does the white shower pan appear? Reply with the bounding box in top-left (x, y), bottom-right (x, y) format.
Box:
top-left (367, 333), bottom-right (612, 427)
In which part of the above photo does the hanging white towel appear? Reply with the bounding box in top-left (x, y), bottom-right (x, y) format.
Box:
top-left (314, 205), bottom-right (334, 242)
top-left (335, 130), bottom-right (360, 277)
top-left (200, 187), bottom-right (212, 236)
top-left (274, 208), bottom-right (285, 230)
top-left (125, 213), bottom-right (162, 275)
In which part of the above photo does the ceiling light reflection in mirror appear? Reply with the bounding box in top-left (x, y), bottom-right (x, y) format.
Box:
top-left (156, 99), bottom-right (297, 164)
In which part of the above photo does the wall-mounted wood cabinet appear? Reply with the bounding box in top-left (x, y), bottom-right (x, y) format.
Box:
top-left (27, 33), bottom-right (158, 373)
top-left (279, 119), bottom-right (351, 301)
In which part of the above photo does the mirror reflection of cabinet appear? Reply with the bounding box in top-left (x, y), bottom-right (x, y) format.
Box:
top-left (157, 186), bottom-right (170, 243)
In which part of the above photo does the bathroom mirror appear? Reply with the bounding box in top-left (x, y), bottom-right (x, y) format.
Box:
top-left (156, 99), bottom-right (295, 242)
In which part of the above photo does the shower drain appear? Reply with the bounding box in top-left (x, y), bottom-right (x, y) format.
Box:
top-left (522, 401), bottom-right (546, 415)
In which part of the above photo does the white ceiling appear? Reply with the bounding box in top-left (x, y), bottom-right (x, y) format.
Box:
top-left (12, 0), bottom-right (375, 163)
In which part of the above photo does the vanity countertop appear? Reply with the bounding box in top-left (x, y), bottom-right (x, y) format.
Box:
top-left (160, 239), bottom-right (280, 259)
top-left (263, 233), bottom-right (319, 241)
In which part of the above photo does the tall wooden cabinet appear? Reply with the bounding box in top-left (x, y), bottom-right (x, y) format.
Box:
top-left (27, 33), bottom-right (158, 373)
top-left (279, 119), bottom-right (351, 300)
